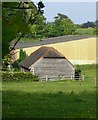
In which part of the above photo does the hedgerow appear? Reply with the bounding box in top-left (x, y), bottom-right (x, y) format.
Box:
top-left (2, 71), bottom-right (39, 81)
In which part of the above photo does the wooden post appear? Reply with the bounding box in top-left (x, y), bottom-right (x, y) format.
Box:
top-left (46, 75), bottom-right (48, 81)
top-left (71, 76), bottom-right (73, 80)
top-left (72, 74), bottom-right (75, 81)
top-left (82, 74), bottom-right (85, 81)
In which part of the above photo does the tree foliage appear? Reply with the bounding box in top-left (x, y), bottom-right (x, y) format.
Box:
top-left (12, 49), bottom-right (27, 69)
top-left (30, 14), bottom-right (46, 38)
top-left (2, 1), bottom-right (44, 58)
top-left (44, 13), bottom-right (76, 37)
top-left (18, 49), bottom-right (27, 63)
top-left (2, 2), bottom-right (77, 59)
top-left (80, 21), bottom-right (96, 28)
top-left (24, 13), bottom-right (76, 39)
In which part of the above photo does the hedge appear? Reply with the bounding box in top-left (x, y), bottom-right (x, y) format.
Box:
top-left (2, 71), bottom-right (39, 81)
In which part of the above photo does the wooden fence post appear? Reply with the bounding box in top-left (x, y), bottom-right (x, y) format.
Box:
top-left (46, 75), bottom-right (48, 81)
top-left (82, 74), bottom-right (85, 81)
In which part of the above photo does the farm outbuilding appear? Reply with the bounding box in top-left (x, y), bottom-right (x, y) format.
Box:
top-left (19, 46), bottom-right (75, 80)
top-left (11, 35), bottom-right (97, 65)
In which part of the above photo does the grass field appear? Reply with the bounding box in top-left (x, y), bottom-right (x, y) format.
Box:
top-left (2, 65), bottom-right (96, 118)
top-left (75, 28), bottom-right (95, 35)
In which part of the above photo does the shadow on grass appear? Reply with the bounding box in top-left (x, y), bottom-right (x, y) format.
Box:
top-left (2, 90), bottom-right (96, 119)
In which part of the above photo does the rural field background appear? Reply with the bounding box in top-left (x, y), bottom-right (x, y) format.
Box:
top-left (2, 65), bottom-right (96, 118)
top-left (19, 28), bottom-right (96, 42)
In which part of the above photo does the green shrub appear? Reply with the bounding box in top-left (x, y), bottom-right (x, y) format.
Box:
top-left (75, 69), bottom-right (81, 80)
top-left (11, 61), bottom-right (20, 69)
top-left (2, 71), bottom-right (39, 82)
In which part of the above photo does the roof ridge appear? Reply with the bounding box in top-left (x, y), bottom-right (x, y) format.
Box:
top-left (53, 48), bottom-right (65, 57)
top-left (43, 46), bottom-right (65, 58)
top-left (42, 46), bottom-right (53, 57)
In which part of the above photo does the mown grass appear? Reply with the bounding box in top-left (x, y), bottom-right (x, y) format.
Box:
top-left (2, 65), bottom-right (96, 118)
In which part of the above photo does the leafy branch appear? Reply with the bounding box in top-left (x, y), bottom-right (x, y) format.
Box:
top-left (10, 1), bottom-right (45, 51)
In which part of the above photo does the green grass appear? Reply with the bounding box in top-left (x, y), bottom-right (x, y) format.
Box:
top-left (75, 28), bottom-right (95, 35)
top-left (2, 65), bottom-right (96, 118)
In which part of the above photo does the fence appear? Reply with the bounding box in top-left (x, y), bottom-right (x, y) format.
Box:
top-left (39, 74), bottom-right (85, 81)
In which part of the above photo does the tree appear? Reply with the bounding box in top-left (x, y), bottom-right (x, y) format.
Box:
top-left (81, 21), bottom-right (96, 28)
top-left (43, 13), bottom-right (76, 38)
top-left (43, 22), bottom-right (57, 37)
top-left (2, 1), bottom-right (45, 58)
top-left (54, 13), bottom-right (76, 36)
top-left (18, 49), bottom-right (27, 63)
top-left (11, 49), bottom-right (27, 69)
top-left (75, 24), bottom-right (81, 29)
top-left (60, 18), bottom-right (76, 35)
top-left (30, 14), bottom-right (46, 39)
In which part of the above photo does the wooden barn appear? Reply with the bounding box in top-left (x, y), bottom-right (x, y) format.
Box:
top-left (19, 46), bottom-right (75, 80)
top-left (11, 35), bottom-right (97, 65)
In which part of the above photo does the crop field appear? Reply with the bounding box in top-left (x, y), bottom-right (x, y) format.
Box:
top-left (2, 65), bottom-right (96, 118)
